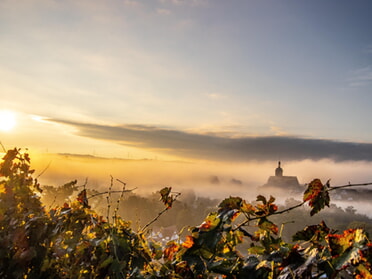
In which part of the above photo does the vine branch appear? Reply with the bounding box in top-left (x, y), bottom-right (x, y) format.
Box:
top-left (234, 181), bottom-right (372, 231)
top-left (141, 191), bottom-right (181, 232)
top-left (234, 201), bottom-right (306, 231)
top-left (328, 181), bottom-right (372, 191)
top-left (88, 189), bottom-right (136, 200)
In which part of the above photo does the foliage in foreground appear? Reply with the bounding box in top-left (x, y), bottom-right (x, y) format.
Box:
top-left (0, 148), bottom-right (372, 278)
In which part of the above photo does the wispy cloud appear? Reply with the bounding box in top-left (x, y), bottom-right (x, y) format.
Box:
top-left (349, 66), bottom-right (372, 87)
top-left (206, 93), bottom-right (226, 100)
top-left (269, 126), bottom-right (288, 136)
top-left (158, 0), bottom-right (207, 7)
top-left (156, 8), bottom-right (172, 15)
top-left (48, 119), bottom-right (372, 162)
top-left (365, 44), bottom-right (372, 54)
top-left (123, 0), bottom-right (143, 7)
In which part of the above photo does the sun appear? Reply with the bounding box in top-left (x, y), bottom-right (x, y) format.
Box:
top-left (0, 110), bottom-right (16, 132)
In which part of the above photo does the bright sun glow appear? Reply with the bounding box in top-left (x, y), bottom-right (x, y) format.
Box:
top-left (0, 110), bottom-right (16, 132)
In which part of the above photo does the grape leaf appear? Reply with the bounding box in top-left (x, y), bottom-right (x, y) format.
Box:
top-left (198, 212), bottom-right (221, 232)
top-left (303, 179), bottom-right (330, 216)
top-left (77, 189), bottom-right (90, 208)
top-left (218, 196), bottom-right (243, 213)
top-left (292, 221), bottom-right (330, 242)
top-left (327, 228), bottom-right (368, 270)
top-left (163, 241), bottom-right (180, 261)
top-left (258, 217), bottom-right (278, 235)
top-left (0, 148), bottom-right (18, 177)
top-left (159, 187), bottom-right (174, 208)
top-left (241, 201), bottom-right (255, 215)
top-left (182, 235), bottom-right (194, 249)
top-left (256, 195), bottom-right (267, 204)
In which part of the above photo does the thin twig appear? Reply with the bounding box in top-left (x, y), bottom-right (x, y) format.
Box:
top-left (48, 195), bottom-right (57, 210)
top-left (36, 161), bottom-right (52, 178)
top-left (88, 189), bottom-right (136, 200)
top-left (141, 192), bottom-right (181, 232)
top-left (234, 181), bottom-right (372, 232)
top-left (106, 176), bottom-right (113, 224)
top-left (234, 201), bottom-right (306, 231)
top-left (328, 182), bottom-right (372, 191)
top-left (116, 178), bottom-right (126, 186)
top-left (113, 180), bottom-right (127, 226)
top-left (81, 178), bottom-right (88, 189)
top-left (0, 141), bottom-right (6, 153)
top-left (142, 207), bottom-right (170, 232)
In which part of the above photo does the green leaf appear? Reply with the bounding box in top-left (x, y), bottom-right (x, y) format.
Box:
top-left (159, 186), bottom-right (171, 198)
top-left (268, 196), bottom-right (275, 205)
top-left (248, 245), bottom-right (266, 255)
top-left (208, 257), bottom-right (240, 275)
top-left (292, 221), bottom-right (330, 243)
top-left (218, 196), bottom-right (243, 212)
top-left (258, 217), bottom-right (278, 235)
top-left (198, 212), bottom-right (221, 232)
top-left (256, 195), bottom-right (267, 205)
top-left (241, 201), bottom-right (256, 215)
top-left (226, 230), bottom-right (244, 247)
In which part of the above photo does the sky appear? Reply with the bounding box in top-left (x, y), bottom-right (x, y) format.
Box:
top-left (1, 0), bottom-right (372, 199)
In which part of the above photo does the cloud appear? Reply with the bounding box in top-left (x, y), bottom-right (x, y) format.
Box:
top-left (123, 0), bottom-right (143, 7)
top-left (158, 0), bottom-right (207, 7)
top-left (349, 66), bottom-right (372, 87)
top-left (365, 44), bottom-right (372, 54)
top-left (48, 119), bottom-right (372, 162)
top-left (156, 8), bottom-right (171, 15)
top-left (206, 93), bottom-right (226, 100)
top-left (269, 126), bottom-right (287, 136)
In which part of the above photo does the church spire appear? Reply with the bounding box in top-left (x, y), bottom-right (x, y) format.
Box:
top-left (275, 161), bottom-right (283, 177)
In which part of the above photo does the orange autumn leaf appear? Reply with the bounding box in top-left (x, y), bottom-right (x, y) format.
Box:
top-left (231, 210), bottom-right (240, 221)
top-left (270, 204), bottom-right (278, 213)
top-left (163, 242), bottom-right (179, 260)
top-left (199, 220), bottom-right (212, 231)
top-left (303, 179), bottom-right (330, 216)
top-left (182, 235), bottom-right (194, 249)
top-left (241, 201), bottom-right (255, 214)
top-left (198, 212), bottom-right (220, 232)
top-left (303, 179), bottom-right (324, 205)
top-left (0, 183), bottom-right (5, 194)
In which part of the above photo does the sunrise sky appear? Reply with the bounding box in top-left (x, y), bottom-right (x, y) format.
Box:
top-left (1, 0), bottom-right (372, 198)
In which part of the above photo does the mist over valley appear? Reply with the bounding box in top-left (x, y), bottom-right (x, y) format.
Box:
top-left (30, 151), bottom-right (372, 220)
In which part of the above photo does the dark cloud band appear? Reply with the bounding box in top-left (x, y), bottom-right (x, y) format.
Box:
top-left (50, 119), bottom-right (372, 162)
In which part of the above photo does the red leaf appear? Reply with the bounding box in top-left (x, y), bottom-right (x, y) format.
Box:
top-left (77, 189), bottom-right (90, 208)
top-left (303, 179), bottom-right (330, 216)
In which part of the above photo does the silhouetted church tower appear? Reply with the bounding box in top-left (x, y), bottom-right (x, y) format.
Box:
top-left (260, 161), bottom-right (302, 193)
top-left (275, 161), bottom-right (283, 177)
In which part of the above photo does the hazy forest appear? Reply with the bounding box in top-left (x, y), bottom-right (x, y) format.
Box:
top-left (1, 148), bottom-right (372, 278)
